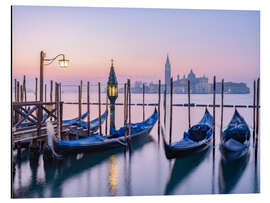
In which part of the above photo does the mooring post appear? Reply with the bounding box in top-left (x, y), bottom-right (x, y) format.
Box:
top-left (56, 83), bottom-right (61, 139)
top-left (23, 75), bottom-right (26, 102)
top-left (164, 84), bottom-right (167, 127)
top-left (54, 82), bottom-right (57, 122)
top-left (143, 83), bottom-right (145, 121)
top-left (124, 83), bottom-right (127, 144)
top-left (14, 78), bottom-right (17, 102)
top-left (16, 81), bottom-right (20, 102)
top-left (213, 76), bottom-right (216, 148)
top-left (35, 77), bottom-right (38, 101)
top-left (128, 79), bottom-right (131, 140)
top-left (87, 81), bottom-right (90, 136)
top-left (253, 80), bottom-right (256, 146)
top-left (105, 95), bottom-right (108, 136)
top-left (188, 80), bottom-right (191, 129)
top-left (98, 82), bottom-right (102, 135)
top-left (60, 101), bottom-right (63, 138)
top-left (220, 79), bottom-right (224, 140)
top-left (50, 80), bottom-right (53, 102)
top-left (59, 83), bottom-right (62, 102)
top-left (20, 85), bottom-right (23, 102)
top-left (78, 85), bottom-right (81, 127)
top-left (169, 77), bottom-right (173, 145)
top-left (45, 84), bottom-right (47, 103)
top-left (158, 80), bottom-right (161, 140)
top-left (255, 78), bottom-right (260, 159)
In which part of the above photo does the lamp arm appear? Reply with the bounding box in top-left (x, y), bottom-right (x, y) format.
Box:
top-left (44, 54), bottom-right (66, 66)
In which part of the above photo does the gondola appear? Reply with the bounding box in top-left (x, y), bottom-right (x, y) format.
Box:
top-left (162, 108), bottom-right (213, 159)
top-left (50, 109), bottom-right (158, 154)
top-left (67, 111), bottom-right (108, 137)
top-left (62, 111), bottom-right (89, 125)
top-left (219, 109), bottom-right (250, 161)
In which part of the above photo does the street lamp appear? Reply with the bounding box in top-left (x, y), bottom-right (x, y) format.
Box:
top-left (107, 59), bottom-right (118, 130)
top-left (40, 51), bottom-right (69, 102)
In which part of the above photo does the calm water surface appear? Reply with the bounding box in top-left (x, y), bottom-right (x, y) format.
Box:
top-left (12, 92), bottom-right (260, 198)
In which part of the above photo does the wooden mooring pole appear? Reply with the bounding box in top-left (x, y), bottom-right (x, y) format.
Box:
top-left (164, 85), bottom-right (167, 128)
top-left (220, 79), bottom-right (224, 140)
top-left (169, 77), bottom-right (173, 145)
top-left (14, 78), bottom-right (17, 102)
top-left (45, 84), bottom-right (47, 102)
top-left (128, 79), bottom-right (132, 142)
top-left (98, 82), bottom-right (102, 135)
top-left (56, 83), bottom-right (61, 139)
top-left (50, 80), bottom-right (53, 102)
top-left (213, 76), bottom-right (216, 148)
top-left (188, 80), bottom-right (191, 129)
top-left (35, 78), bottom-right (38, 101)
top-left (16, 81), bottom-right (19, 102)
top-left (78, 85), bottom-right (82, 127)
top-left (158, 80), bottom-right (161, 140)
top-left (124, 83), bottom-right (128, 144)
top-left (87, 81), bottom-right (90, 136)
top-left (105, 95), bottom-right (108, 136)
top-left (59, 83), bottom-right (62, 102)
top-left (253, 80), bottom-right (256, 146)
top-left (23, 75), bottom-right (26, 102)
top-left (143, 83), bottom-right (145, 121)
top-left (255, 78), bottom-right (260, 159)
top-left (20, 85), bottom-right (23, 102)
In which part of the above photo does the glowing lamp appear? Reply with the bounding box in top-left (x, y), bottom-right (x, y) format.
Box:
top-left (58, 59), bottom-right (69, 68)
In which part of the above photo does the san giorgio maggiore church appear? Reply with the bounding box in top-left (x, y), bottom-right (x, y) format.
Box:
top-left (164, 55), bottom-right (210, 94)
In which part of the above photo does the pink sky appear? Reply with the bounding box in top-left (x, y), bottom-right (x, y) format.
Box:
top-left (12, 6), bottom-right (260, 86)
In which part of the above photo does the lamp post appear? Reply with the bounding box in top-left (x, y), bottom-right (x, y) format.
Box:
top-left (107, 59), bottom-right (118, 131)
top-left (40, 51), bottom-right (69, 102)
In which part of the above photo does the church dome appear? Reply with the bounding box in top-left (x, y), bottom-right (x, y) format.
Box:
top-left (188, 69), bottom-right (196, 79)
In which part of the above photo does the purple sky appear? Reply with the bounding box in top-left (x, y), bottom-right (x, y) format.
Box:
top-left (12, 6), bottom-right (260, 86)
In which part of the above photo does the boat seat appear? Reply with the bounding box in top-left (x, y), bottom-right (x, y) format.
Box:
top-left (188, 124), bottom-right (210, 142)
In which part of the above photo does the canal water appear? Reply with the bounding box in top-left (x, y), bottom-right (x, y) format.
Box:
top-left (12, 91), bottom-right (260, 198)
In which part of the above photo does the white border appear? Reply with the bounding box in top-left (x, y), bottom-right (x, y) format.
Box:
top-left (1, 0), bottom-right (269, 202)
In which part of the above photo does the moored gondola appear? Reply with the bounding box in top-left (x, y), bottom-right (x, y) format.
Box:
top-left (49, 109), bottom-right (158, 155)
top-left (162, 108), bottom-right (213, 159)
top-left (219, 109), bottom-right (250, 161)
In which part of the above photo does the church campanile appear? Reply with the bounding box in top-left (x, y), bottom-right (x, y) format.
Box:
top-left (165, 54), bottom-right (171, 93)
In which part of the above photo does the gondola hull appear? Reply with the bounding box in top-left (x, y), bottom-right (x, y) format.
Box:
top-left (220, 110), bottom-right (250, 161)
top-left (51, 109), bottom-right (158, 155)
top-left (162, 108), bottom-right (213, 159)
top-left (164, 138), bottom-right (211, 159)
top-left (55, 126), bottom-right (154, 154)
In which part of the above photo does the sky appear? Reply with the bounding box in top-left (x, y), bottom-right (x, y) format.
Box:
top-left (12, 6), bottom-right (260, 87)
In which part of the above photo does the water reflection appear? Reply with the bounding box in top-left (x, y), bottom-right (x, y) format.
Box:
top-left (164, 149), bottom-right (210, 195)
top-left (218, 153), bottom-right (250, 194)
top-left (108, 155), bottom-right (118, 195)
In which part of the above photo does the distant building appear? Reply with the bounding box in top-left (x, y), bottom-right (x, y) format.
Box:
top-left (165, 55), bottom-right (171, 93)
top-left (118, 55), bottom-right (250, 94)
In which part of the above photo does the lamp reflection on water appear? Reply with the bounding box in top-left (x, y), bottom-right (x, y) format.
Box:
top-left (109, 155), bottom-right (118, 195)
